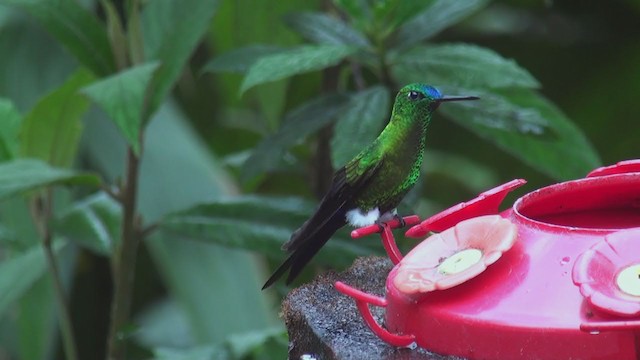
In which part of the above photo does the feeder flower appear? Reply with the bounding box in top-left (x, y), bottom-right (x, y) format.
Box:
top-left (572, 228), bottom-right (640, 317)
top-left (393, 215), bottom-right (518, 295)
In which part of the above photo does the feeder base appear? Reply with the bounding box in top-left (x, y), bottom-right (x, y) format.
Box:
top-left (282, 257), bottom-right (461, 360)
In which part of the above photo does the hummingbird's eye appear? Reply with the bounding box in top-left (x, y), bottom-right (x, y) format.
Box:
top-left (407, 91), bottom-right (425, 101)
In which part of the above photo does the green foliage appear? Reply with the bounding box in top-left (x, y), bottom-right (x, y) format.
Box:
top-left (391, 44), bottom-right (540, 89)
top-left (54, 192), bottom-right (121, 255)
top-left (0, 243), bottom-right (64, 318)
top-left (331, 86), bottom-right (390, 167)
top-left (207, 0), bottom-right (599, 183)
top-left (160, 195), bottom-right (372, 267)
top-left (0, 159), bottom-right (100, 200)
top-left (393, 0), bottom-right (489, 49)
top-left (0, 98), bottom-right (21, 161)
top-left (284, 12), bottom-right (371, 47)
top-left (81, 62), bottom-right (160, 154)
top-left (240, 45), bottom-right (357, 94)
top-left (140, 0), bottom-right (220, 118)
top-left (203, 45), bottom-right (284, 74)
top-left (0, 0), bottom-right (115, 76)
top-left (241, 93), bottom-right (350, 180)
top-left (20, 70), bottom-right (94, 168)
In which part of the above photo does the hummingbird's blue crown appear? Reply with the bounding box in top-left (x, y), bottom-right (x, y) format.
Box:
top-left (422, 85), bottom-right (442, 100)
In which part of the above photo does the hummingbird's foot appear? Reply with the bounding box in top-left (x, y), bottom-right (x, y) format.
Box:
top-left (374, 220), bottom-right (386, 233)
top-left (393, 214), bottom-right (407, 228)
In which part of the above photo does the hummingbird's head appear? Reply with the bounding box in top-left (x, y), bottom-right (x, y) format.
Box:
top-left (394, 83), bottom-right (479, 119)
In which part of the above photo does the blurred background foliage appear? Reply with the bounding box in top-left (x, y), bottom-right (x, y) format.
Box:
top-left (0, 0), bottom-right (638, 359)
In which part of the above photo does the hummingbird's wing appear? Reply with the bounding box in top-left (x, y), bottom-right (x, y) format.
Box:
top-left (282, 160), bottom-right (382, 252)
top-left (262, 160), bottom-right (382, 289)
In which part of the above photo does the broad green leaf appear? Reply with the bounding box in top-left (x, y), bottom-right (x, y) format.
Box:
top-left (141, 0), bottom-right (220, 119)
top-left (151, 327), bottom-right (286, 360)
top-left (82, 101), bottom-right (274, 342)
top-left (20, 69), bottom-right (94, 168)
top-left (439, 88), bottom-right (601, 180)
top-left (372, 0), bottom-right (434, 31)
top-left (202, 45), bottom-right (284, 74)
top-left (0, 0), bottom-right (114, 76)
top-left (54, 191), bottom-right (121, 255)
top-left (393, 0), bottom-right (489, 49)
top-left (160, 196), bottom-right (373, 267)
top-left (0, 98), bottom-right (21, 161)
top-left (331, 86), bottom-right (390, 167)
top-left (18, 244), bottom-right (75, 360)
top-left (17, 277), bottom-right (56, 360)
top-left (224, 327), bottom-right (286, 359)
top-left (81, 62), bottom-right (160, 154)
top-left (136, 299), bottom-right (196, 349)
top-left (242, 93), bottom-right (350, 181)
top-left (240, 45), bottom-right (356, 94)
top-left (391, 44), bottom-right (540, 89)
top-left (422, 150), bottom-right (498, 193)
top-left (153, 345), bottom-right (221, 360)
top-left (0, 243), bottom-right (63, 318)
top-left (0, 159), bottom-right (100, 200)
top-left (284, 12), bottom-right (371, 47)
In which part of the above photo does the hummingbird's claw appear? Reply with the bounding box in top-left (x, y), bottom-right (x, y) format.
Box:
top-left (393, 214), bottom-right (407, 228)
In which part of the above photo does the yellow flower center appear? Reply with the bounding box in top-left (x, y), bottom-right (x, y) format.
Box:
top-left (616, 263), bottom-right (640, 297)
top-left (438, 248), bottom-right (483, 275)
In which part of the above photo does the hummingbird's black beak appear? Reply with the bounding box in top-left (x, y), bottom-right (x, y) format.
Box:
top-left (438, 95), bottom-right (480, 102)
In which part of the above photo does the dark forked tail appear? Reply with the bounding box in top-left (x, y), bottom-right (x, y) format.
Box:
top-left (261, 210), bottom-right (346, 290)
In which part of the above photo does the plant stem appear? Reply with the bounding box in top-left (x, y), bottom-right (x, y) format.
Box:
top-left (31, 192), bottom-right (79, 360)
top-left (106, 146), bottom-right (141, 360)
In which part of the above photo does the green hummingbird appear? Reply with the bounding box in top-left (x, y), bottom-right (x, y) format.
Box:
top-left (262, 83), bottom-right (478, 289)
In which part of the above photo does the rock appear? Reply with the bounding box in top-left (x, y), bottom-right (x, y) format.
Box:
top-left (282, 257), bottom-right (462, 360)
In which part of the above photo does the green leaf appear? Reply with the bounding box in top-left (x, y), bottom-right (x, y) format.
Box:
top-left (54, 191), bottom-right (121, 255)
top-left (391, 44), bottom-right (540, 89)
top-left (439, 88), bottom-right (601, 180)
top-left (152, 345), bottom-right (221, 360)
top-left (0, 98), bottom-right (21, 161)
top-left (141, 0), bottom-right (220, 119)
top-left (20, 69), bottom-right (94, 168)
top-left (136, 299), bottom-right (196, 349)
top-left (0, 243), bottom-right (63, 318)
top-left (422, 150), bottom-right (498, 193)
top-left (150, 327), bottom-right (287, 360)
top-left (17, 276), bottom-right (56, 360)
top-left (0, 0), bottom-right (114, 76)
top-left (284, 12), bottom-right (371, 47)
top-left (241, 93), bottom-right (350, 181)
top-left (334, 0), bottom-right (373, 30)
top-left (202, 45), bottom-right (284, 74)
top-left (393, 0), bottom-right (489, 49)
top-left (17, 244), bottom-right (75, 360)
top-left (81, 62), bottom-right (160, 154)
top-left (331, 86), bottom-right (390, 168)
top-left (160, 196), bottom-right (373, 267)
top-left (0, 159), bottom-right (100, 200)
top-left (240, 45), bottom-right (356, 94)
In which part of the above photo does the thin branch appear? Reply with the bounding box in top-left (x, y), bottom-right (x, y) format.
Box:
top-left (106, 146), bottom-right (142, 360)
top-left (31, 191), bottom-right (79, 360)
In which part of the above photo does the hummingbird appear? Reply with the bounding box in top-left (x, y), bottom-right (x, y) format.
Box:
top-left (262, 83), bottom-right (479, 289)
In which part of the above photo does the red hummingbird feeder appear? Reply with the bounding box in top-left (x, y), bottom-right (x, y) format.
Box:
top-left (335, 159), bottom-right (640, 360)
